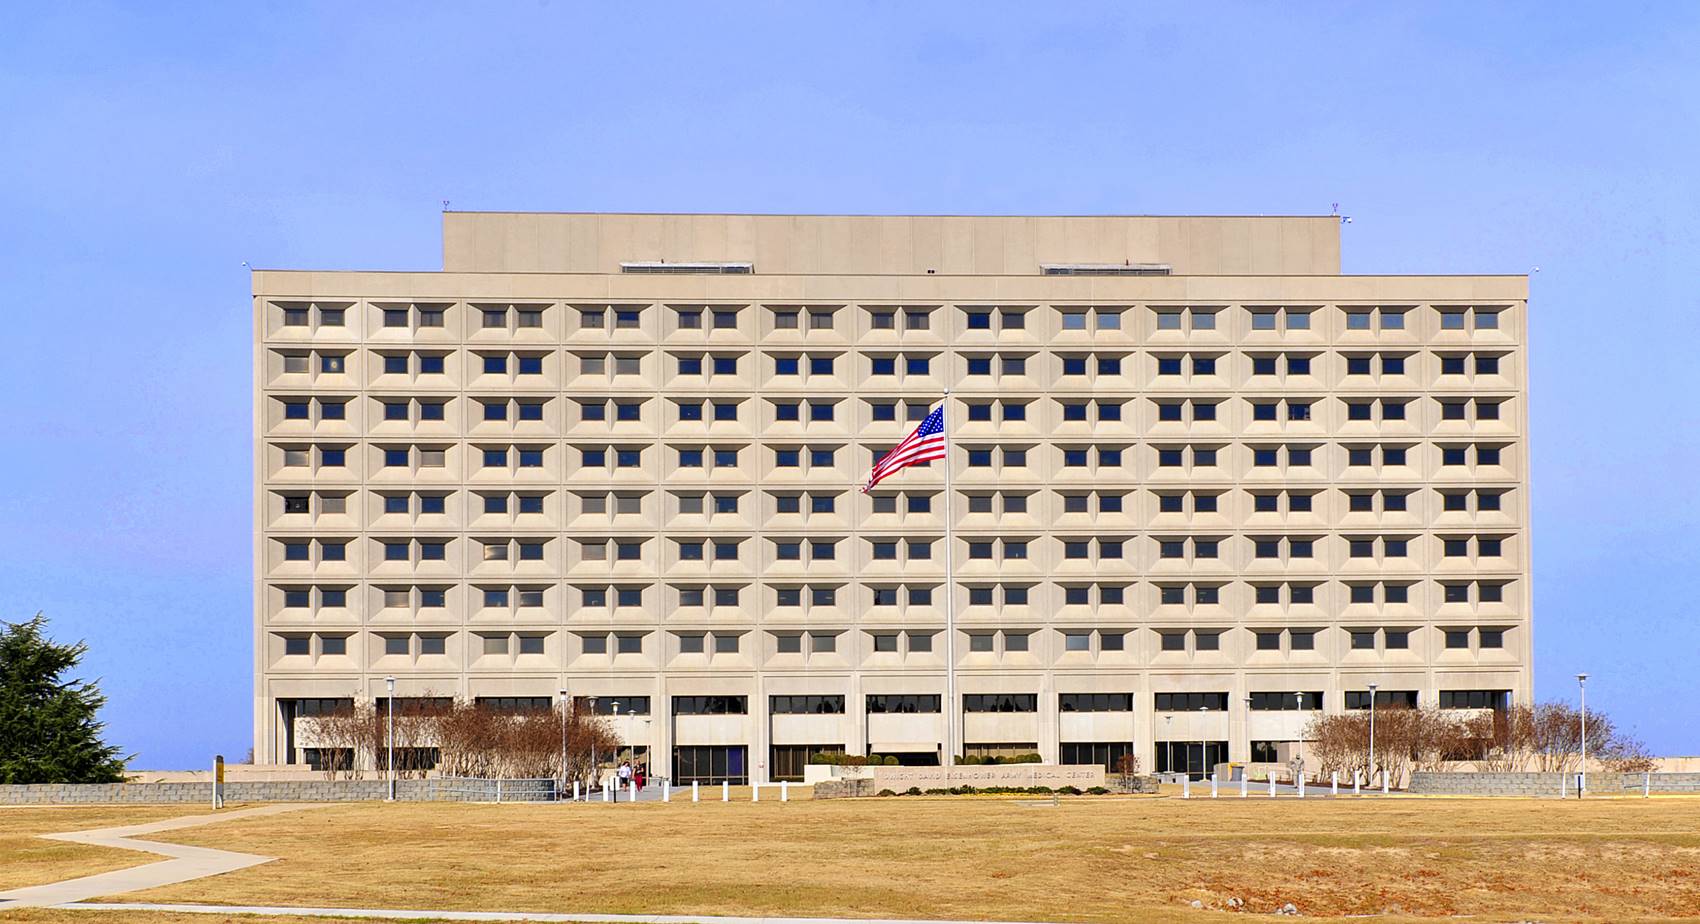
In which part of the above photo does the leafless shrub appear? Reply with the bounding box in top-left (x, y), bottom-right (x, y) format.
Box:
top-left (304, 697), bottom-right (618, 783)
top-left (1307, 699), bottom-right (1655, 783)
top-left (431, 699), bottom-right (617, 782)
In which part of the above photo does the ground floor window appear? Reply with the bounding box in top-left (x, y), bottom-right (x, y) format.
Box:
top-left (1155, 740), bottom-right (1228, 780)
top-left (962, 742), bottom-right (1039, 763)
top-left (674, 745), bottom-right (747, 784)
top-left (1060, 741), bottom-right (1134, 770)
top-left (870, 750), bottom-right (939, 766)
top-left (303, 747), bottom-right (353, 772)
top-left (771, 744), bottom-right (842, 781)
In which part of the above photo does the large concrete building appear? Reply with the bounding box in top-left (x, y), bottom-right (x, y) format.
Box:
top-left (254, 212), bottom-right (1531, 781)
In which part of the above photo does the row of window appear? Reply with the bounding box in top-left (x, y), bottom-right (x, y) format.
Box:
top-left (274, 575), bottom-right (1515, 612)
top-left (283, 350), bottom-right (1513, 380)
top-left (277, 395), bottom-right (1514, 429)
top-left (274, 442), bottom-right (1517, 472)
top-left (280, 487), bottom-right (1512, 519)
top-left (278, 302), bottom-right (1509, 335)
top-left (279, 532), bottom-right (1517, 565)
top-left (281, 687), bottom-right (1512, 719)
top-left (279, 624), bottom-right (1511, 662)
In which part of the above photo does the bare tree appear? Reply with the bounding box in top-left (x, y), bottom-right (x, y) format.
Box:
top-left (301, 701), bottom-right (375, 780)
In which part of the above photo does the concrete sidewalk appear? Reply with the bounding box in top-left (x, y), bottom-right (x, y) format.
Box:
top-left (0, 803), bottom-right (329, 908)
top-left (64, 902), bottom-right (1058, 924)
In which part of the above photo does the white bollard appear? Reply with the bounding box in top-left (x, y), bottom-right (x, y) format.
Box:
top-left (1560, 772), bottom-right (1567, 798)
top-left (1331, 771), bottom-right (1338, 796)
top-left (1381, 770), bottom-right (1389, 795)
top-left (1182, 776), bottom-right (1191, 799)
top-left (781, 781), bottom-right (789, 802)
top-left (1353, 771), bottom-right (1361, 796)
top-left (603, 781), bottom-right (611, 802)
top-left (573, 780), bottom-right (581, 801)
top-left (1269, 774), bottom-right (1277, 798)
top-left (1240, 773), bottom-right (1248, 798)
top-left (1297, 774), bottom-right (1305, 799)
top-left (630, 780), bottom-right (637, 802)
top-left (663, 782), bottom-right (671, 803)
top-left (1645, 772), bottom-right (1652, 798)
top-left (722, 780), bottom-right (729, 802)
top-left (1210, 773), bottom-right (1218, 798)
top-left (692, 781), bottom-right (700, 803)
top-left (752, 782), bottom-right (760, 802)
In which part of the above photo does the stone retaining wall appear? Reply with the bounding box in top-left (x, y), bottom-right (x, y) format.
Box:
top-left (812, 778), bottom-right (878, 800)
top-left (1409, 772), bottom-right (1700, 796)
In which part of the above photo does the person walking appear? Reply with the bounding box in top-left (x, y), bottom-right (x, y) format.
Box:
top-left (635, 764), bottom-right (646, 790)
top-left (618, 760), bottom-right (632, 792)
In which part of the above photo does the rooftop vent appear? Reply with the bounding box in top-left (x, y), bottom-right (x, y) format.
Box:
top-left (1041, 263), bottom-right (1171, 276)
top-left (621, 262), bottom-right (753, 275)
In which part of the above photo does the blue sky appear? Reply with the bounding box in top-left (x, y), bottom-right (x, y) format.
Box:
top-left (2, 2), bottom-right (1697, 767)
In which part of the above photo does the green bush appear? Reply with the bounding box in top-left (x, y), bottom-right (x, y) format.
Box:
top-left (1030, 785), bottom-right (1053, 794)
top-left (877, 789), bottom-right (897, 797)
top-left (1086, 786), bottom-right (1110, 795)
top-left (884, 756), bottom-right (899, 766)
top-left (1057, 785), bottom-right (1082, 796)
top-left (904, 786), bottom-right (922, 796)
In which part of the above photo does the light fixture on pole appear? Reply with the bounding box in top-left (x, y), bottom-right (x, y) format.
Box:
top-left (384, 676), bottom-right (396, 802)
top-left (1577, 673), bottom-right (1589, 797)
top-left (1366, 682), bottom-right (1378, 782)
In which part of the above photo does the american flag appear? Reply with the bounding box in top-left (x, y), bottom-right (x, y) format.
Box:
top-left (863, 406), bottom-right (946, 492)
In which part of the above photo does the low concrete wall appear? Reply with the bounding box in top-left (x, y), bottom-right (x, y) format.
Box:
top-left (869, 764), bottom-right (1106, 790)
top-left (1409, 772), bottom-right (1700, 796)
top-left (0, 779), bottom-right (515, 805)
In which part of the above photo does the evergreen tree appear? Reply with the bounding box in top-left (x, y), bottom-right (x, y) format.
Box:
top-left (0, 613), bottom-right (128, 783)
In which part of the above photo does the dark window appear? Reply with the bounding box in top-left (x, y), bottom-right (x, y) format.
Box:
top-left (770, 695), bottom-right (846, 715)
top-left (1249, 692), bottom-right (1323, 711)
top-left (1058, 693), bottom-right (1132, 712)
top-left (1345, 690), bottom-right (1418, 710)
top-left (1440, 690), bottom-right (1510, 710)
top-left (963, 694), bottom-right (1038, 713)
top-left (1154, 692), bottom-right (1228, 711)
top-left (866, 695), bottom-right (941, 714)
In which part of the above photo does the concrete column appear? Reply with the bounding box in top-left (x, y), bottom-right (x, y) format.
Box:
top-left (1039, 672), bottom-right (1059, 764)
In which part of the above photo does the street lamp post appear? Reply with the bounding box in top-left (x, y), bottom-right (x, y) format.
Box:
top-left (1366, 682), bottom-right (1378, 784)
top-left (384, 676), bottom-right (396, 802)
top-left (1577, 673), bottom-right (1589, 797)
top-left (1162, 714), bottom-right (1173, 776)
top-left (1294, 692), bottom-right (1305, 779)
top-left (567, 682), bottom-right (581, 798)
top-left (589, 697), bottom-right (599, 792)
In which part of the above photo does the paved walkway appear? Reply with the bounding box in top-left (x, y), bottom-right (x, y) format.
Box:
top-left (63, 902), bottom-right (1057, 924)
top-left (0, 803), bottom-right (328, 909)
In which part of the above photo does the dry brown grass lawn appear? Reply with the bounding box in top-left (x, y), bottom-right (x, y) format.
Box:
top-left (100, 794), bottom-right (1700, 923)
top-left (0, 806), bottom-right (234, 892)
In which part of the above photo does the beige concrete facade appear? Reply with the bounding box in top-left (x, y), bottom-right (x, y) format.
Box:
top-left (254, 212), bottom-right (1530, 781)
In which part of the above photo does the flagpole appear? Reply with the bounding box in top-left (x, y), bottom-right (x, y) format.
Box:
top-left (941, 388), bottom-right (957, 769)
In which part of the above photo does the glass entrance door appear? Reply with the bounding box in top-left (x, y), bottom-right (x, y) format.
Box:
top-left (1156, 740), bottom-right (1229, 779)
